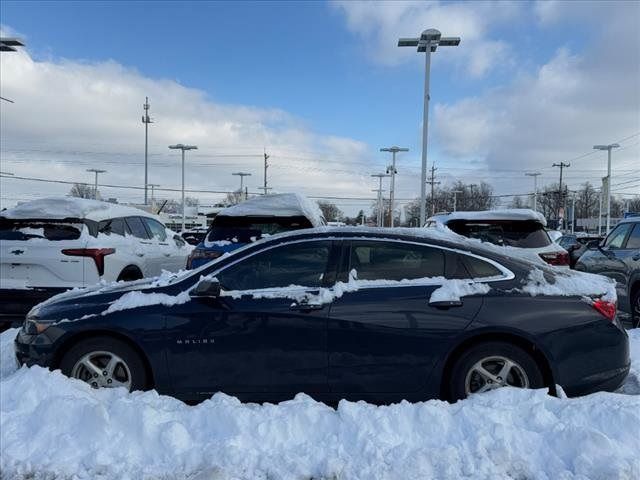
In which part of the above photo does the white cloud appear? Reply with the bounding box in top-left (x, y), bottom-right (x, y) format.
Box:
top-left (331, 0), bottom-right (521, 77)
top-left (0, 48), bottom-right (373, 210)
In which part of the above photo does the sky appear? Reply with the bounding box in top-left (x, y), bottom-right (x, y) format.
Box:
top-left (1, 0), bottom-right (639, 215)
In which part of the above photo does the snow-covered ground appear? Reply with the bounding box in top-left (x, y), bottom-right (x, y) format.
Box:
top-left (1, 328), bottom-right (639, 480)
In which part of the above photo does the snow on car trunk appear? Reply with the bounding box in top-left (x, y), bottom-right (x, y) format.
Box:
top-left (1, 328), bottom-right (639, 480)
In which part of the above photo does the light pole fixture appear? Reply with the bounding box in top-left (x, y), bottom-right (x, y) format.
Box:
top-left (525, 172), bottom-right (542, 212)
top-left (86, 169), bottom-right (106, 200)
top-left (371, 173), bottom-right (391, 227)
top-left (168, 144), bottom-right (198, 231)
top-left (398, 29), bottom-right (460, 226)
top-left (593, 143), bottom-right (620, 233)
top-left (380, 146), bottom-right (408, 227)
top-left (232, 172), bottom-right (252, 200)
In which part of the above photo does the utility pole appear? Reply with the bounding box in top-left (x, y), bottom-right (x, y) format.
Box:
top-left (261, 150), bottom-right (270, 195)
top-left (593, 143), bottom-right (620, 233)
top-left (148, 183), bottom-right (160, 213)
top-left (398, 29), bottom-right (460, 226)
top-left (552, 162), bottom-right (570, 229)
top-left (425, 163), bottom-right (440, 217)
top-left (525, 172), bottom-right (541, 211)
top-left (598, 181), bottom-right (604, 235)
top-left (232, 172), bottom-right (252, 200)
top-left (86, 169), bottom-right (106, 200)
top-left (371, 173), bottom-right (391, 227)
top-left (142, 97), bottom-right (153, 205)
top-left (452, 190), bottom-right (462, 212)
top-left (168, 144), bottom-right (198, 232)
top-left (380, 146), bottom-right (408, 227)
top-left (570, 191), bottom-right (576, 233)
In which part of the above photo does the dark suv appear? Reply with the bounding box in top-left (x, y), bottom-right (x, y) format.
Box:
top-left (557, 234), bottom-right (603, 268)
top-left (575, 218), bottom-right (640, 327)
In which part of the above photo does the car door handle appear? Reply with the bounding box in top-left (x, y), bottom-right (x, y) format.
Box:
top-left (429, 300), bottom-right (463, 309)
top-left (290, 301), bottom-right (324, 312)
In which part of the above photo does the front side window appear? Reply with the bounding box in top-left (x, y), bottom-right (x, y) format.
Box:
top-left (604, 223), bottom-right (633, 249)
top-left (349, 241), bottom-right (445, 281)
top-left (216, 241), bottom-right (331, 291)
top-left (143, 218), bottom-right (167, 242)
top-left (125, 217), bottom-right (151, 240)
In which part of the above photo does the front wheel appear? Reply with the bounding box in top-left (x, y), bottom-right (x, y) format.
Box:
top-left (60, 336), bottom-right (148, 392)
top-left (449, 342), bottom-right (544, 401)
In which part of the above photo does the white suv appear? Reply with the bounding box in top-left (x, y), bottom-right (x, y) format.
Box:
top-left (0, 197), bottom-right (191, 328)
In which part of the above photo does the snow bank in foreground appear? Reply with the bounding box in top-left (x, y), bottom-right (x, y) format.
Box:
top-left (1, 327), bottom-right (639, 480)
top-left (618, 328), bottom-right (640, 395)
top-left (0, 328), bottom-right (19, 379)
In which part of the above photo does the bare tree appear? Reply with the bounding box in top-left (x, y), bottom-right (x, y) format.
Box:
top-left (509, 196), bottom-right (526, 208)
top-left (318, 201), bottom-right (344, 222)
top-left (69, 183), bottom-right (97, 199)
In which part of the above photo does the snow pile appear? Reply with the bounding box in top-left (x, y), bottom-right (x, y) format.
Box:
top-left (216, 193), bottom-right (326, 227)
top-left (0, 197), bottom-right (157, 222)
top-left (103, 290), bottom-right (191, 315)
top-left (430, 280), bottom-right (491, 303)
top-left (1, 328), bottom-right (639, 479)
top-left (522, 268), bottom-right (617, 302)
top-left (618, 329), bottom-right (640, 395)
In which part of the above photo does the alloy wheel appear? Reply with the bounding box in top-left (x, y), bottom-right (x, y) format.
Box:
top-left (464, 355), bottom-right (529, 395)
top-left (71, 350), bottom-right (132, 390)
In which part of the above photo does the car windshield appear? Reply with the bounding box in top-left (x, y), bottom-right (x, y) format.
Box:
top-left (208, 215), bottom-right (313, 243)
top-left (445, 219), bottom-right (551, 248)
top-left (0, 219), bottom-right (83, 241)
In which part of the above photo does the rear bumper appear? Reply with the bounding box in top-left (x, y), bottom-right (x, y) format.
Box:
top-left (0, 287), bottom-right (66, 329)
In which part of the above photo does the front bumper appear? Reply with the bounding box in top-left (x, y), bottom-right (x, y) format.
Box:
top-left (14, 328), bottom-right (56, 368)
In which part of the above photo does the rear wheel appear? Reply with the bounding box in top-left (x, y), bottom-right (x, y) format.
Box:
top-left (60, 337), bottom-right (147, 392)
top-left (449, 342), bottom-right (544, 401)
top-left (117, 266), bottom-right (143, 282)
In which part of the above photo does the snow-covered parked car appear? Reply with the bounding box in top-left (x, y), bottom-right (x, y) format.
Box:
top-left (0, 197), bottom-right (191, 329)
top-left (187, 193), bottom-right (325, 269)
top-left (425, 209), bottom-right (569, 267)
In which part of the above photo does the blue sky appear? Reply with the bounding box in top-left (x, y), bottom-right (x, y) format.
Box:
top-left (1, 1), bottom-right (638, 211)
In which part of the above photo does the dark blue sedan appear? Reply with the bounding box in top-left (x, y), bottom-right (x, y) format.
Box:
top-left (15, 227), bottom-right (630, 404)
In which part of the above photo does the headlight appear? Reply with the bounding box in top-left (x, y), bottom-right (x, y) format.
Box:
top-left (24, 318), bottom-right (51, 335)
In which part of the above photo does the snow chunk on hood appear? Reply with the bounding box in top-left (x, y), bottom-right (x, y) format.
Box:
top-left (102, 290), bottom-right (191, 315)
top-left (522, 268), bottom-right (617, 302)
top-left (215, 193), bottom-right (325, 227)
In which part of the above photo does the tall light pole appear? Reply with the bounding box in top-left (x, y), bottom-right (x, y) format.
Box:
top-left (86, 169), bottom-right (106, 200)
top-left (452, 190), bottom-right (462, 212)
top-left (232, 172), bottom-right (252, 200)
top-left (525, 172), bottom-right (541, 211)
top-left (168, 144), bottom-right (198, 231)
top-left (371, 173), bottom-right (391, 227)
top-left (380, 146), bottom-right (408, 227)
top-left (593, 143), bottom-right (620, 233)
top-left (142, 97), bottom-right (153, 205)
top-left (399, 29), bottom-right (460, 226)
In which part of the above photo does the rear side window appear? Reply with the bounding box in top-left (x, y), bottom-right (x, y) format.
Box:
top-left (625, 223), bottom-right (640, 249)
top-left (98, 218), bottom-right (126, 237)
top-left (125, 217), bottom-right (151, 240)
top-left (143, 218), bottom-right (167, 242)
top-left (604, 223), bottom-right (633, 249)
top-left (0, 220), bottom-right (82, 241)
top-left (349, 241), bottom-right (445, 281)
top-left (463, 255), bottom-right (503, 278)
top-left (446, 220), bottom-right (551, 248)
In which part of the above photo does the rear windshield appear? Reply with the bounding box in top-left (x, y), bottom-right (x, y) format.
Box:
top-left (446, 219), bottom-right (551, 248)
top-left (0, 219), bottom-right (83, 241)
top-left (208, 215), bottom-right (313, 243)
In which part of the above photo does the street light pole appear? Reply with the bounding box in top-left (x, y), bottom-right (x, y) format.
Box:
top-left (86, 168), bottom-right (106, 200)
top-left (232, 172), bottom-right (252, 200)
top-left (371, 173), bottom-right (391, 227)
top-left (525, 172), bottom-right (541, 211)
top-left (142, 97), bottom-right (153, 205)
top-left (398, 29), bottom-right (460, 226)
top-left (380, 146), bottom-right (408, 227)
top-left (169, 144), bottom-right (198, 232)
top-left (593, 143), bottom-right (620, 233)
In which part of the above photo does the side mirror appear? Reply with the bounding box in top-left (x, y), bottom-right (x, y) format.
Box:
top-left (190, 278), bottom-right (221, 298)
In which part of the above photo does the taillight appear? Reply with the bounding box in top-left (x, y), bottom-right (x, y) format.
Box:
top-left (539, 251), bottom-right (569, 266)
top-left (592, 299), bottom-right (616, 322)
top-left (62, 248), bottom-right (115, 276)
top-left (186, 249), bottom-right (223, 269)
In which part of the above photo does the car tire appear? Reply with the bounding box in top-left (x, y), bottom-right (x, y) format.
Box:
top-left (449, 341), bottom-right (544, 401)
top-left (60, 336), bottom-right (148, 392)
top-left (632, 290), bottom-right (640, 329)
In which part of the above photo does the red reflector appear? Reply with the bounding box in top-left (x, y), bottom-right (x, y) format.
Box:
top-left (592, 299), bottom-right (616, 322)
top-left (539, 252), bottom-right (569, 266)
top-left (62, 248), bottom-right (115, 276)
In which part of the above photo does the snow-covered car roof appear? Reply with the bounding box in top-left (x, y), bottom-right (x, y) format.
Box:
top-left (426, 209), bottom-right (547, 227)
top-left (215, 193), bottom-right (325, 227)
top-left (0, 197), bottom-right (161, 223)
